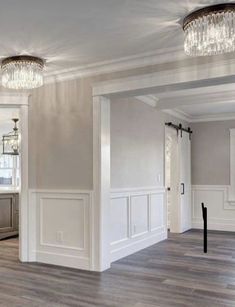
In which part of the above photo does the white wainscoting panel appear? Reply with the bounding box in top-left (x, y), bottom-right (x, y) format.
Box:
top-left (110, 187), bottom-right (167, 262)
top-left (192, 185), bottom-right (235, 231)
top-left (150, 193), bottom-right (164, 232)
top-left (110, 196), bottom-right (129, 244)
top-left (131, 194), bottom-right (149, 238)
top-left (29, 189), bottom-right (93, 270)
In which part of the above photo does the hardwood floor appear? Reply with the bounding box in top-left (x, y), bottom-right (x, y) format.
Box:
top-left (1, 230), bottom-right (235, 306)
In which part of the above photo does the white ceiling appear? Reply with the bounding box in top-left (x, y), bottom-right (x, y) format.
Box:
top-left (0, 0), bottom-right (229, 74)
top-left (1, 0), bottom-right (235, 120)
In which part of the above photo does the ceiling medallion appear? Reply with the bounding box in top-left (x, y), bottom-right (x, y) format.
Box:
top-left (183, 3), bottom-right (235, 56)
top-left (1, 55), bottom-right (44, 90)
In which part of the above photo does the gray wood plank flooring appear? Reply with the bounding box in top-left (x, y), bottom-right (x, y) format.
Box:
top-left (1, 230), bottom-right (235, 306)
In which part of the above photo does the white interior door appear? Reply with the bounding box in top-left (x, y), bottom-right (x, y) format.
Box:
top-left (179, 131), bottom-right (191, 233)
top-left (165, 127), bottom-right (180, 233)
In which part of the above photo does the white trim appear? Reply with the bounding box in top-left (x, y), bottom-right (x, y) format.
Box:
top-left (39, 195), bottom-right (87, 251)
top-left (30, 189), bottom-right (93, 270)
top-left (190, 112), bottom-right (235, 123)
top-left (111, 231), bottom-right (167, 263)
top-left (30, 189), bottom-right (92, 194)
top-left (43, 46), bottom-right (235, 88)
top-left (163, 109), bottom-right (192, 122)
top-left (36, 251), bottom-right (90, 270)
top-left (0, 93), bottom-right (29, 106)
top-left (111, 186), bottom-right (166, 194)
top-left (92, 96), bottom-right (111, 272)
top-left (44, 47), bottom-right (184, 84)
top-left (135, 95), bottom-right (159, 108)
top-left (19, 104), bottom-right (29, 262)
top-left (92, 63), bottom-right (235, 98)
top-left (110, 187), bottom-right (166, 262)
top-left (0, 93), bottom-right (30, 262)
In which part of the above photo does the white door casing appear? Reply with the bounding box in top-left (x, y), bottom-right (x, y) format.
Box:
top-left (92, 66), bottom-right (198, 271)
top-left (179, 131), bottom-right (192, 233)
top-left (0, 93), bottom-right (29, 261)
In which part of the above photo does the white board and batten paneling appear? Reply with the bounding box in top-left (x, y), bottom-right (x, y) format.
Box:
top-left (29, 187), bottom-right (166, 270)
top-left (110, 187), bottom-right (167, 262)
top-left (192, 185), bottom-right (235, 231)
top-left (29, 189), bottom-right (93, 270)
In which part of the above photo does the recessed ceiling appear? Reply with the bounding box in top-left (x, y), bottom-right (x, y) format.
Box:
top-left (0, 0), bottom-right (229, 74)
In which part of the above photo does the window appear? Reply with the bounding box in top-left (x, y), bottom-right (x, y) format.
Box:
top-left (0, 154), bottom-right (19, 187)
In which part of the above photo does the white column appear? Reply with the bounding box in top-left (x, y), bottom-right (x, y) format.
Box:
top-left (92, 95), bottom-right (111, 271)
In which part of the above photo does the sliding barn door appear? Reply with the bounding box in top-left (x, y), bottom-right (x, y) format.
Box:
top-left (179, 131), bottom-right (191, 232)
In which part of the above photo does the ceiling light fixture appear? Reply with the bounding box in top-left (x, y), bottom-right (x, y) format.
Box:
top-left (183, 3), bottom-right (235, 56)
top-left (2, 119), bottom-right (19, 156)
top-left (1, 55), bottom-right (44, 90)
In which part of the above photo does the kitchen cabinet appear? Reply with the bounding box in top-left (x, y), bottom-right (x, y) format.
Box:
top-left (0, 193), bottom-right (19, 240)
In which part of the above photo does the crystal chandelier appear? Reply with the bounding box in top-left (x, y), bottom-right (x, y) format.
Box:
top-left (2, 119), bottom-right (19, 155)
top-left (183, 3), bottom-right (235, 56)
top-left (1, 55), bottom-right (44, 89)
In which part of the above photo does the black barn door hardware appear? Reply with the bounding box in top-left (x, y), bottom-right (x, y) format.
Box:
top-left (201, 203), bottom-right (207, 253)
top-left (165, 122), bottom-right (193, 140)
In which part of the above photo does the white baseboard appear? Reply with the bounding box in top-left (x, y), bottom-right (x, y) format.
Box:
top-left (193, 219), bottom-right (235, 232)
top-left (111, 230), bottom-right (167, 262)
top-left (36, 251), bottom-right (90, 270)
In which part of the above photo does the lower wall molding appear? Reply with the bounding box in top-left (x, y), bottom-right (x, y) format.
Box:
top-left (36, 251), bottom-right (90, 270)
top-left (29, 187), bottom-right (166, 270)
top-left (110, 186), bottom-right (166, 262)
top-left (111, 230), bottom-right (167, 262)
top-left (29, 189), bottom-right (93, 270)
top-left (192, 185), bottom-right (235, 232)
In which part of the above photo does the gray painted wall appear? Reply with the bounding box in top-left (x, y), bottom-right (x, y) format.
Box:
top-left (29, 79), bottom-right (93, 189)
top-left (110, 98), bottom-right (186, 189)
top-left (191, 120), bottom-right (235, 185)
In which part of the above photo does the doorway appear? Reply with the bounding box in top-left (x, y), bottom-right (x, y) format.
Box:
top-left (0, 94), bottom-right (29, 263)
top-left (0, 109), bottom-right (20, 243)
top-left (165, 125), bottom-right (192, 234)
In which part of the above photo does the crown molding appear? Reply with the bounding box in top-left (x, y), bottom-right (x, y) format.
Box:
top-left (164, 109), bottom-right (235, 123)
top-left (137, 94), bottom-right (235, 123)
top-left (44, 47), bottom-right (235, 86)
top-left (44, 47), bottom-right (184, 84)
top-left (190, 112), bottom-right (235, 123)
top-left (135, 95), bottom-right (159, 108)
top-left (163, 109), bottom-right (192, 122)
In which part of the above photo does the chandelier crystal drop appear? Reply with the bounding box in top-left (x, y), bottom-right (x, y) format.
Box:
top-left (183, 4), bottom-right (235, 56)
top-left (1, 55), bottom-right (44, 90)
